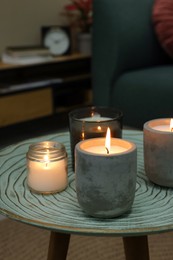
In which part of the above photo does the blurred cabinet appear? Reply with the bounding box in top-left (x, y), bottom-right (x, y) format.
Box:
top-left (0, 53), bottom-right (92, 127)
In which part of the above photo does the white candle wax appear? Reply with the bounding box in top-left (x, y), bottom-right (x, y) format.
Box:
top-left (152, 125), bottom-right (172, 132)
top-left (85, 145), bottom-right (127, 154)
top-left (80, 116), bottom-right (111, 122)
top-left (27, 159), bottom-right (67, 193)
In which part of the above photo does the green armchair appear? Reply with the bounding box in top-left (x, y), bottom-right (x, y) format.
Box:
top-left (92, 0), bottom-right (173, 129)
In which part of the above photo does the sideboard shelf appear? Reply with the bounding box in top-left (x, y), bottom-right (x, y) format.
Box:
top-left (0, 53), bottom-right (92, 127)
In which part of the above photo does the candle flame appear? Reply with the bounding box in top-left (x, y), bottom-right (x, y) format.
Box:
top-left (81, 131), bottom-right (85, 140)
top-left (44, 155), bottom-right (49, 167)
top-left (170, 119), bottom-right (173, 132)
top-left (97, 126), bottom-right (102, 131)
top-left (105, 127), bottom-right (111, 154)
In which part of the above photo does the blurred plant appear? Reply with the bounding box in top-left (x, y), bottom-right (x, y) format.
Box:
top-left (63, 0), bottom-right (93, 33)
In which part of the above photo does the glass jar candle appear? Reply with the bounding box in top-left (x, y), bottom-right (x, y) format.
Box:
top-left (26, 141), bottom-right (68, 194)
top-left (69, 106), bottom-right (123, 170)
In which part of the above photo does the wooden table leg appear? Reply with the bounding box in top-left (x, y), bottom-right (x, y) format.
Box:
top-left (47, 231), bottom-right (70, 260)
top-left (123, 235), bottom-right (150, 260)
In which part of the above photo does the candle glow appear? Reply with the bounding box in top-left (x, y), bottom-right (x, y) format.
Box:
top-left (151, 118), bottom-right (173, 132)
top-left (83, 128), bottom-right (128, 155)
top-left (43, 154), bottom-right (49, 167)
top-left (170, 118), bottom-right (173, 132)
top-left (105, 127), bottom-right (111, 154)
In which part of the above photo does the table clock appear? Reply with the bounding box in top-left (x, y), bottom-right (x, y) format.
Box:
top-left (42, 26), bottom-right (71, 56)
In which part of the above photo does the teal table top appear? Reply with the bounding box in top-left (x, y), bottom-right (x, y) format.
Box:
top-left (0, 130), bottom-right (173, 236)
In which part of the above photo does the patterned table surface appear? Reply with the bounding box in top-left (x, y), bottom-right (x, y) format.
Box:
top-left (0, 130), bottom-right (173, 236)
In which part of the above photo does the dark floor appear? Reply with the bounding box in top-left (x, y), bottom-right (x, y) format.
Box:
top-left (0, 112), bottom-right (69, 149)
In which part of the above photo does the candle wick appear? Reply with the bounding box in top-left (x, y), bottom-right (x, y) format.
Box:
top-left (105, 147), bottom-right (109, 154)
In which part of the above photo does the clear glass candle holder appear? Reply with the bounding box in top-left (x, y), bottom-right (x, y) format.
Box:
top-left (26, 141), bottom-right (68, 194)
top-left (68, 106), bottom-right (123, 170)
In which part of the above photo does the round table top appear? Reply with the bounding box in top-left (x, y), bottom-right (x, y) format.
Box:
top-left (0, 130), bottom-right (173, 236)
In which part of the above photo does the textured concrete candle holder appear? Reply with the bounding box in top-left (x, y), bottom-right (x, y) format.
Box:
top-left (144, 118), bottom-right (173, 187)
top-left (75, 138), bottom-right (137, 218)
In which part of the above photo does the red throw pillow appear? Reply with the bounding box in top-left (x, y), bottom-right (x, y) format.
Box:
top-left (152, 0), bottom-right (173, 58)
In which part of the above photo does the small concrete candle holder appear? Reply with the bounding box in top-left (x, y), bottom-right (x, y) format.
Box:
top-left (69, 106), bottom-right (123, 170)
top-left (144, 118), bottom-right (173, 187)
top-left (26, 141), bottom-right (68, 194)
top-left (75, 138), bottom-right (137, 218)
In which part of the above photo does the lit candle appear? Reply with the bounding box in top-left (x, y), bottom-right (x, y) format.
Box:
top-left (144, 118), bottom-right (173, 187)
top-left (84, 127), bottom-right (127, 154)
top-left (151, 118), bottom-right (173, 132)
top-left (69, 107), bottom-right (123, 170)
top-left (27, 141), bottom-right (68, 194)
top-left (84, 145), bottom-right (127, 154)
top-left (80, 113), bottom-right (116, 138)
top-left (80, 114), bottom-right (111, 139)
top-left (75, 129), bottom-right (137, 218)
top-left (80, 113), bottom-right (111, 122)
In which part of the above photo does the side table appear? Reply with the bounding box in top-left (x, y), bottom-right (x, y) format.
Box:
top-left (0, 130), bottom-right (173, 260)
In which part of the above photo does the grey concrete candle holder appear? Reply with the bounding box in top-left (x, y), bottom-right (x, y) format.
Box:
top-left (144, 118), bottom-right (173, 187)
top-left (75, 138), bottom-right (137, 218)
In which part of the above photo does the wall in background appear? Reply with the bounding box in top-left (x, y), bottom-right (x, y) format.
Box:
top-left (0, 0), bottom-right (69, 55)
